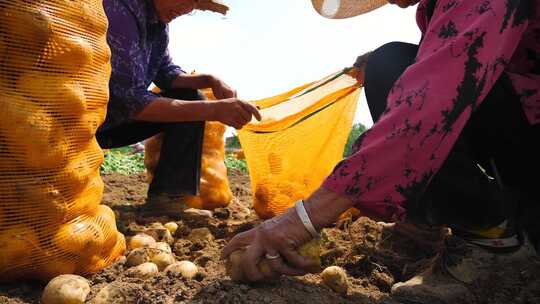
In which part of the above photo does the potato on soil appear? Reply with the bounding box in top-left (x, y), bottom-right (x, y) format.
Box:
top-left (150, 252), bottom-right (176, 271)
top-left (41, 274), bottom-right (90, 304)
top-left (126, 248), bottom-right (151, 267)
top-left (126, 262), bottom-right (158, 279)
top-left (128, 233), bottom-right (156, 250)
top-left (154, 242), bottom-right (172, 254)
top-left (164, 222), bottom-right (178, 234)
top-left (321, 266), bottom-right (349, 295)
top-left (164, 261), bottom-right (199, 279)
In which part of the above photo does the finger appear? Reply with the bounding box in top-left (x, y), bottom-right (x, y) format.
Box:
top-left (221, 230), bottom-right (256, 259)
top-left (242, 244), bottom-right (266, 282)
top-left (266, 254), bottom-right (307, 277)
top-left (236, 106), bottom-right (252, 123)
top-left (240, 102), bottom-right (262, 121)
top-left (279, 247), bottom-right (315, 271)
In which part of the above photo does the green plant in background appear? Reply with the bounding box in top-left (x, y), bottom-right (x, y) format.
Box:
top-left (225, 135), bottom-right (241, 149)
top-left (225, 154), bottom-right (248, 174)
top-left (344, 123), bottom-right (367, 157)
top-left (101, 147), bottom-right (145, 175)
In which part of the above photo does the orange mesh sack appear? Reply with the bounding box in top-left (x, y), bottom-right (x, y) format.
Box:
top-left (0, 0), bottom-right (125, 281)
top-left (145, 90), bottom-right (233, 210)
top-left (238, 70), bottom-right (360, 219)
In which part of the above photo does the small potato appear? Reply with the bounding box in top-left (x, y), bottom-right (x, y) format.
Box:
top-left (164, 222), bottom-right (178, 234)
top-left (321, 266), bottom-right (349, 295)
top-left (144, 227), bottom-right (174, 244)
top-left (41, 274), bottom-right (90, 304)
top-left (128, 233), bottom-right (156, 250)
top-left (164, 261), bottom-right (198, 279)
top-left (126, 262), bottom-right (158, 279)
top-left (126, 248), bottom-right (151, 267)
top-left (154, 242), bottom-right (172, 254)
top-left (150, 252), bottom-right (176, 271)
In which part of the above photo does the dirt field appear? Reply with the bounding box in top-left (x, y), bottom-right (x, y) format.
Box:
top-left (1, 171), bottom-right (539, 304)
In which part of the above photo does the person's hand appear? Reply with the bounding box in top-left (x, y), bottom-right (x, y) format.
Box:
top-left (212, 98), bottom-right (261, 129)
top-left (222, 207), bottom-right (316, 282)
top-left (209, 75), bottom-right (237, 99)
top-left (350, 51), bottom-right (371, 85)
top-left (222, 188), bottom-right (353, 282)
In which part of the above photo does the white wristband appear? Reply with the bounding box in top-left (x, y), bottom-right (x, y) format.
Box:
top-left (294, 200), bottom-right (320, 239)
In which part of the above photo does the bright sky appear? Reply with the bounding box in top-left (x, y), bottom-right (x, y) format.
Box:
top-left (168, 0), bottom-right (420, 133)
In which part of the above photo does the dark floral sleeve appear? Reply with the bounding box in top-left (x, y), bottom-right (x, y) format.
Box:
top-left (323, 0), bottom-right (532, 221)
top-left (106, 2), bottom-right (159, 124)
top-left (153, 29), bottom-right (185, 90)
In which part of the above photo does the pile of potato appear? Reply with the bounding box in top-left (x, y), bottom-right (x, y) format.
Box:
top-left (124, 223), bottom-right (199, 279)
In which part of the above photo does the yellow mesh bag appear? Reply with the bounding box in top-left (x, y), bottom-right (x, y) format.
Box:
top-left (0, 0), bottom-right (124, 281)
top-left (238, 70), bottom-right (360, 219)
top-left (144, 89), bottom-right (233, 210)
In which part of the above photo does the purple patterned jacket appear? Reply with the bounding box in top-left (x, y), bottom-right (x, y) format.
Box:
top-left (101, 0), bottom-right (184, 130)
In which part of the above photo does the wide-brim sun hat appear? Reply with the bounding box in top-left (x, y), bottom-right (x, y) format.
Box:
top-left (311, 0), bottom-right (387, 19)
top-left (197, 0), bottom-right (229, 15)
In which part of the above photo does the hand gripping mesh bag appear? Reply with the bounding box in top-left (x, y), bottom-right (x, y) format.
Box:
top-left (0, 0), bottom-right (125, 281)
top-left (238, 70), bottom-right (360, 219)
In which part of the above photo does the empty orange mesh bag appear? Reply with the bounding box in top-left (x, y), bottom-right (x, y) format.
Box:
top-left (0, 0), bottom-right (125, 282)
top-left (238, 70), bottom-right (360, 219)
top-left (144, 89), bottom-right (233, 210)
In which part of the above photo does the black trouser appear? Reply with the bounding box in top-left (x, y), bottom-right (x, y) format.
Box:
top-left (364, 42), bottom-right (539, 237)
top-left (97, 88), bottom-right (205, 197)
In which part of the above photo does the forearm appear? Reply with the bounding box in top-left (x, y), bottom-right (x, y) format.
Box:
top-left (170, 73), bottom-right (214, 90)
top-left (133, 97), bottom-right (216, 122)
top-left (303, 187), bottom-right (355, 231)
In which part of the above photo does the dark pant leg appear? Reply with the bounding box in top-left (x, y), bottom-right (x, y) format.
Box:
top-left (96, 88), bottom-right (205, 196)
top-left (363, 42), bottom-right (529, 231)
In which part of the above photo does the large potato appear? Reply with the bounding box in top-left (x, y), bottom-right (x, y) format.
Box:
top-left (41, 274), bottom-right (90, 304)
top-left (52, 216), bottom-right (105, 256)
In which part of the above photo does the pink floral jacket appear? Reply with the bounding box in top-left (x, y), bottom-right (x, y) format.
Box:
top-left (324, 0), bottom-right (539, 221)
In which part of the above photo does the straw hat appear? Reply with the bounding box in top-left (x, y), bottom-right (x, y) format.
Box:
top-left (311, 0), bottom-right (387, 19)
top-left (197, 0), bottom-right (229, 15)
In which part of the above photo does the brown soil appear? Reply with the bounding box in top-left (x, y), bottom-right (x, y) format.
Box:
top-left (1, 170), bottom-right (539, 304)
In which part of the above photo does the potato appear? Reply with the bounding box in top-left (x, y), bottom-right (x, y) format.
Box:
top-left (187, 227), bottom-right (214, 243)
top-left (126, 248), bottom-right (151, 267)
top-left (47, 34), bottom-right (94, 74)
top-left (0, 5), bottom-right (52, 80)
top-left (16, 73), bottom-right (87, 116)
top-left (144, 227), bottom-right (174, 244)
top-left (0, 93), bottom-right (67, 169)
top-left (52, 217), bottom-right (105, 256)
top-left (41, 274), bottom-right (90, 304)
top-left (164, 261), bottom-right (198, 279)
top-left (321, 266), bottom-right (348, 295)
top-left (90, 282), bottom-right (139, 304)
top-left (0, 224), bottom-right (39, 270)
top-left (226, 239), bottom-right (321, 282)
top-left (163, 222), bottom-right (178, 234)
top-left (126, 262), bottom-right (158, 279)
top-left (150, 252), bottom-right (176, 271)
top-left (128, 233), bottom-right (156, 250)
top-left (154, 242), bottom-right (172, 254)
